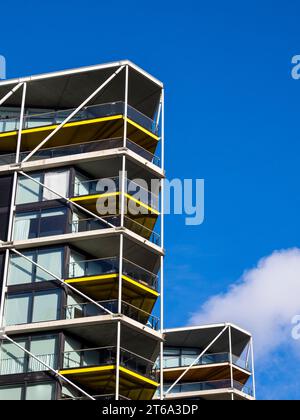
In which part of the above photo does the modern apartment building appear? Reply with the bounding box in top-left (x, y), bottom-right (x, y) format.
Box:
top-left (0, 61), bottom-right (255, 401)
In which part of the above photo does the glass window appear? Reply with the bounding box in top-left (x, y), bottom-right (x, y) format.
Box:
top-left (43, 170), bottom-right (69, 201)
top-left (29, 336), bottom-right (57, 372)
top-left (8, 248), bottom-right (64, 285)
top-left (25, 383), bottom-right (55, 400)
top-left (36, 248), bottom-right (63, 281)
top-left (8, 251), bottom-right (35, 285)
top-left (0, 340), bottom-right (27, 375)
top-left (4, 294), bottom-right (30, 326)
top-left (16, 173), bottom-right (42, 205)
top-left (39, 209), bottom-right (66, 237)
top-left (14, 212), bottom-right (38, 241)
top-left (0, 386), bottom-right (22, 400)
top-left (32, 290), bottom-right (60, 323)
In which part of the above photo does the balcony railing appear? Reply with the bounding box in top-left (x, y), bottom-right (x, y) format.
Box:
top-left (0, 102), bottom-right (158, 135)
top-left (162, 352), bottom-right (250, 372)
top-left (0, 353), bottom-right (56, 376)
top-left (0, 138), bottom-right (160, 167)
top-left (73, 176), bottom-right (160, 212)
top-left (71, 215), bottom-right (161, 246)
top-left (65, 299), bottom-right (159, 330)
top-left (62, 346), bottom-right (157, 381)
top-left (68, 256), bottom-right (158, 291)
top-left (160, 379), bottom-right (253, 397)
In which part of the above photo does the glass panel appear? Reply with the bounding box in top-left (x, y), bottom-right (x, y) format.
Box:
top-left (14, 212), bottom-right (38, 241)
top-left (0, 386), bottom-right (23, 400)
top-left (29, 336), bottom-right (57, 372)
top-left (8, 251), bottom-right (35, 285)
top-left (39, 209), bottom-right (66, 237)
top-left (32, 291), bottom-right (59, 323)
top-left (25, 383), bottom-right (55, 400)
top-left (4, 294), bottom-right (30, 325)
top-left (43, 170), bottom-right (70, 201)
top-left (69, 251), bottom-right (85, 278)
top-left (36, 248), bottom-right (63, 282)
top-left (74, 173), bottom-right (89, 196)
top-left (64, 337), bottom-right (81, 369)
top-left (16, 174), bottom-right (42, 205)
top-left (0, 340), bottom-right (27, 375)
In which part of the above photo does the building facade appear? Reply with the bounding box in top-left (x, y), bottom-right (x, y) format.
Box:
top-left (0, 62), bottom-right (255, 400)
top-left (0, 61), bottom-right (164, 400)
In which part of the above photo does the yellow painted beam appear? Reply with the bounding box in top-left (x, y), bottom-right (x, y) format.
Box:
top-left (59, 365), bottom-right (115, 375)
top-left (65, 273), bottom-right (159, 297)
top-left (119, 366), bottom-right (159, 387)
top-left (125, 117), bottom-right (159, 141)
top-left (0, 115), bottom-right (123, 139)
top-left (70, 192), bottom-right (160, 216)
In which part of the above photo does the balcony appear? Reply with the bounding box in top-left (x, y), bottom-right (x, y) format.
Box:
top-left (13, 212), bottom-right (160, 246)
top-left (64, 299), bottom-right (159, 330)
top-left (60, 346), bottom-right (158, 400)
top-left (162, 351), bottom-right (251, 386)
top-left (0, 102), bottom-right (160, 157)
top-left (66, 256), bottom-right (159, 315)
top-left (162, 352), bottom-right (250, 371)
top-left (159, 379), bottom-right (254, 399)
top-left (71, 176), bottom-right (159, 235)
top-left (0, 137), bottom-right (161, 168)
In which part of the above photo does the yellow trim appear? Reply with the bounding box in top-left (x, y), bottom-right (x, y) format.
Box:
top-left (0, 114), bottom-right (160, 141)
top-left (60, 365), bottom-right (158, 387)
top-left (70, 192), bottom-right (160, 216)
top-left (59, 365), bottom-right (115, 375)
top-left (65, 273), bottom-right (118, 284)
top-left (122, 275), bottom-right (159, 297)
top-left (119, 366), bottom-right (159, 387)
top-left (125, 117), bottom-right (159, 141)
top-left (0, 115), bottom-right (123, 139)
top-left (65, 273), bottom-right (159, 297)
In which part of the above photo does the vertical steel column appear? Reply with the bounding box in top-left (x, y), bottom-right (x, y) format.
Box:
top-left (250, 337), bottom-right (256, 399)
top-left (0, 83), bottom-right (26, 327)
top-left (115, 321), bottom-right (121, 400)
top-left (228, 325), bottom-right (234, 400)
top-left (16, 82), bottom-right (27, 163)
top-left (159, 88), bottom-right (165, 400)
top-left (116, 66), bottom-right (128, 400)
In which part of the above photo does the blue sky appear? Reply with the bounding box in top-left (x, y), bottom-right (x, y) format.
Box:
top-left (2, 0), bottom-right (300, 400)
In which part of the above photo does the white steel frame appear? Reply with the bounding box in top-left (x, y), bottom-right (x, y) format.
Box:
top-left (163, 324), bottom-right (256, 400)
top-left (0, 64), bottom-right (165, 401)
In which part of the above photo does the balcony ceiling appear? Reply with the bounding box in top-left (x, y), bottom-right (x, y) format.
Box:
top-left (0, 63), bottom-right (161, 119)
top-left (164, 325), bottom-right (250, 357)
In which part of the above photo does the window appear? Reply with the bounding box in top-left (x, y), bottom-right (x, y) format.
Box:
top-left (0, 386), bottom-right (23, 400)
top-left (14, 208), bottom-right (67, 241)
top-left (4, 290), bottom-right (60, 326)
top-left (8, 247), bottom-right (64, 285)
top-left (0, 340), bottom-right (27, 375)
top-left (25, 383), bottom-right (55, 400)
top-left (4, 294), bottom-right (30, 326)
top-left (16, 170), bottom-right (70, 205)
top-left (0, 335), bottom-right (58, 377)
top-left (0, 382), bottom-right (56, 400)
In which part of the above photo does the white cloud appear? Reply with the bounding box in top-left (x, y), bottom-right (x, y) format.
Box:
top-left (189, 248), bottom-right (300, 359)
